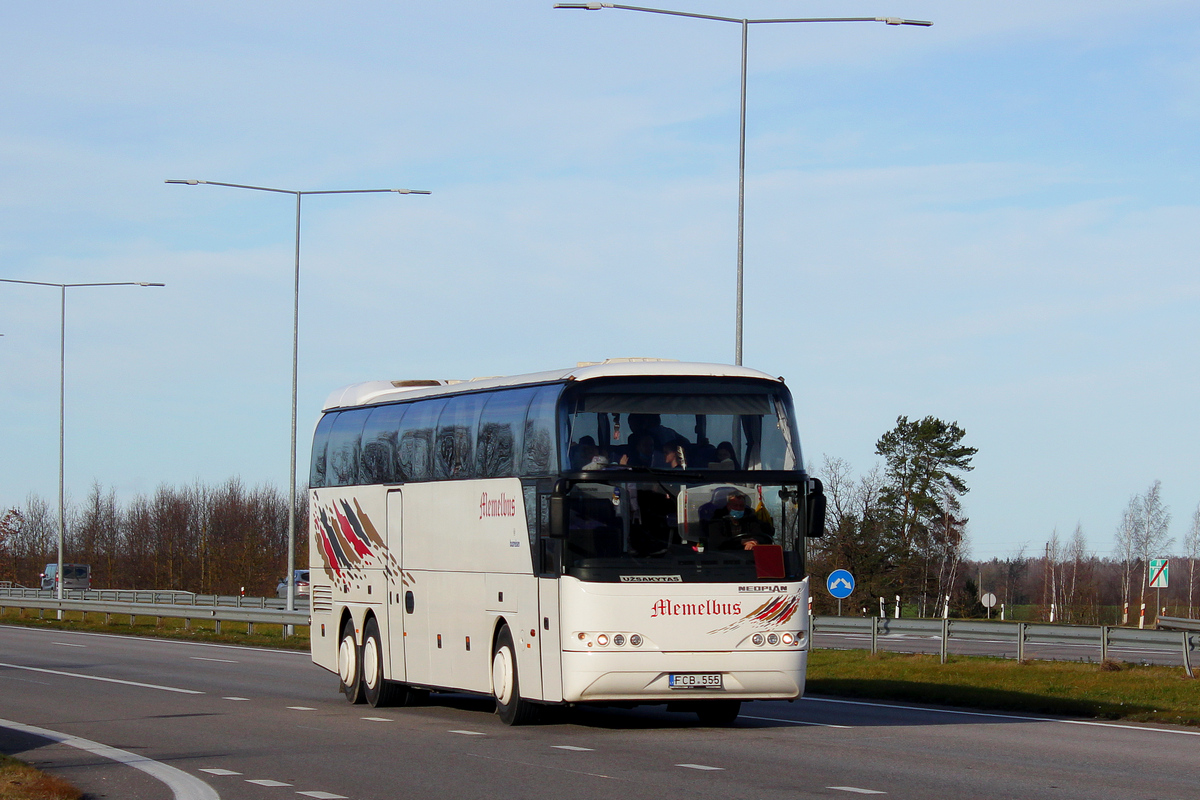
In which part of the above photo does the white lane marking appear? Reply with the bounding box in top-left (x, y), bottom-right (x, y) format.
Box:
top-left (361, 717), bottom-right (391, 722)
top-left (0, 716), bottom-right (218, 800)
top-left (676, 763), bottom-right (724, 771)
top-left (449, 730), bottom-right (487, 736)
top-left (828, 787), bottom-right (886, 795)
top-left (287, 706), bottom-right (317, 711)
top-left (805, 696), bottom-right (1200, 737)
top-left (247, 778), bottom-right (292, 787)
top-left (297, 792), bottom-right (348, 799)
top-left (190, 657), bottom-right (239, 663)
top-left (223, 697), bottom-right (249, 701)
top-left (0, 624), bottom-right (310, 656)
top-left (200, 768), bottom-right (242, 776)
top-left (552, 745), bottom-right (595, 751)
top-left (0, 662), bottom-right (203, 694)
top-left (741, 714), bottom-right (851, 729)
top-left (51, 642), bottom-right (86, 647)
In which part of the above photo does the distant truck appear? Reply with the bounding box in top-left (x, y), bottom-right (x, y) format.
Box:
top-left (40, 563), bottom-right (91, 592)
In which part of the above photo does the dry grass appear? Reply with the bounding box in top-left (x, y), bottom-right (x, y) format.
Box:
top-left (808, 649), bottom-right (1200, 727)
top-left (0, 607), bottom-right (309, 650)
top-left (0, 755), bottom-right (81, 800)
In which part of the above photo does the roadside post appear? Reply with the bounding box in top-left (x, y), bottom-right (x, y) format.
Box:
top-left (1149, 559), bottom-right (1168, 626)
top-left (827, 569), bottom-right (855, 617)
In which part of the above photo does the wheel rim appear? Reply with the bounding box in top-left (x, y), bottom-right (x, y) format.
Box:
top-left (363, 636), bottom-right (379, 689)
top-left (338, 634), bottom-right (356, 687)
top-left (492, 646), bottom-right (513, 705)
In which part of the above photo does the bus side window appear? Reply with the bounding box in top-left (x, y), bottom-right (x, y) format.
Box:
top-left (309, 412), bottom-right (338, 489)
top-left (360, 403), bottom-right (406, 484)
top-left (476, 387), bottom-right (536, 479)
top-left (435, 393), bottom-right (485, 480)
top-left (522, 384), bottom-right (560, 477)
top-left (327, 408), bottom-right (370, 486)
top-left (397, 398), bottom-right (446, 482)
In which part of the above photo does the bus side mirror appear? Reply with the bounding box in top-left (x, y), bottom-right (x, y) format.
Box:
top-left (549, 482), bottom-right (567, 539)
top-left (806, 478), bottom-right (826, 538)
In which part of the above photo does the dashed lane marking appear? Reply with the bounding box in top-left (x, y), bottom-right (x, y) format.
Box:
top-left (552, 745), bottom-right (595, 751)
top-left (828, 787), bottom-right (886, 795)
top-left (805, 696), bottom-right (1200, 737)
top-left (449, 730), bottom-right (487, 736)
top-left (676, 764), bottom-right (724, 771)
top-left (50, 642), bottom-right (86, 647)
top-left (741, 714), bottom-right (851, 729)
top-left (297, 792), bottom-right (349, 799)
top-left (0, 662), bottom-right (203, 694)
top-left (362, 717), bottom-right (391, 722)
top-left (287, 706), bottom-right (317, 711)
top-left (0, 717), bottom-right (218, 800)
top-left (224, 696), bottom-right (249, 701)
top-left (200, 768), bottom-right (242, 776)
top-left (247, 778), bottom-right (292, 787)
top-left (190, 656), bottom-right (238, 663)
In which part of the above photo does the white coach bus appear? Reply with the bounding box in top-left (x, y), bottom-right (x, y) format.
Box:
top-left (307, 360), bottom-right (826, 725)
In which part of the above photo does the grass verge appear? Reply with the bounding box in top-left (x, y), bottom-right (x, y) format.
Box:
top-left (0, 754), bottom-right (81, 800)
top-left (808, 649), bottom-right (1200, 727)
top-left (0, 607), bottom-right (308, 650)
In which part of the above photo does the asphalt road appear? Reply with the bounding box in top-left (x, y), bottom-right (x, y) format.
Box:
top-left (1, 624), bottom-right (1196, 800)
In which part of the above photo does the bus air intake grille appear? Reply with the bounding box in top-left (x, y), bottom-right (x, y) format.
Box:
top-left (311, 585), bottom-right (333, 614)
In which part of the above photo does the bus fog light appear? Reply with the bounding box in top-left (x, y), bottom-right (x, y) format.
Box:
top-left (751, 633), bottom-right (765, 646)
top-left (613, 634), bottom-right (625, 646)
top-left (767, 633), bottom-right (779, 645)
top-left (597, 634), bottom-right (609, 646)
top-left (782, 633), bottom-right (795, 645)
top-left (629, 634), bottom-right (642, 647)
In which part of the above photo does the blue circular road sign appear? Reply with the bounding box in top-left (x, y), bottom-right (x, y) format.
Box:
top-left (826, 569), bottom-right (855, 599)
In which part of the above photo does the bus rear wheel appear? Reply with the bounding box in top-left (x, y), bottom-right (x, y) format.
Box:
top-left (492, 625), bottom-right (539, 726)
top-left (338, 619), bottom-right (364, 704)
top-left (695, 700), bottom-right (741, 726)
top-left (362, 617), bottom-right (409, 708)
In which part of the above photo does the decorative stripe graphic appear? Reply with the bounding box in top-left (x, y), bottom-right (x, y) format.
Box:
top-left (313, 499), bottom-right (380, 580)
top-left (707, 594), bottom-right (799, 634)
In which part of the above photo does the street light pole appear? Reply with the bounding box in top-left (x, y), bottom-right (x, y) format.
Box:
top-left (555, 3), bottom-right (931, 365)
top-left (166, 179), bottom-right (430, 616)
top-left (0, 279), bottom-right (164, 604)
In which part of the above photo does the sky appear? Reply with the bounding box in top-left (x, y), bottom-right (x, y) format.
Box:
top-left (1, 1), bottom-right (1198, 561)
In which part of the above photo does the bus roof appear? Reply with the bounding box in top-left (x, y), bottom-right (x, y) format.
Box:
top-left (322, 359), bottom-right (784, 411)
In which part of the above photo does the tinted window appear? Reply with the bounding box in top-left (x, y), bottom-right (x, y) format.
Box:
top-left (522, 384), bottom-right (560, 476)
top-left (397, 398), bottom-right (446, 482)
top-left (360, 403), bottom-right (407, 484)
top-left (309, 412), bottom-right (338, 489)
top-left (476, 388), bottom-right (536, 478)
top-left (327, 408), bottom-right (370, 486)
top-left (436, 393), bottom-right (486, 479)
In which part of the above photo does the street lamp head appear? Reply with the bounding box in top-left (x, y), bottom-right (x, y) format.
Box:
top-left (137, 282), bottom-right (166, 287)
top-left (391, 189), bottom-right (432, 195)
top-left (877, 17), bottom-right (933, 26)
top-left (554, 3), bottom-right (608, 9)
top-left (164, 179), bottom-right (203, 185)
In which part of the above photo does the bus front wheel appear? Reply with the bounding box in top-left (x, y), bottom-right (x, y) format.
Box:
top-left (338, 620), bottom-right (364, 704)
top-left (492, 625), bottom-right (539, 725)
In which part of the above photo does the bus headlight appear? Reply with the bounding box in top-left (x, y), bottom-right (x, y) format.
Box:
top-left (782, 633), bottom-right (795, 645)
top-left (751, 633), bottom-right (765, 646)
top-left (766, 633), bottom-right (779, 645)
top-left (613, 634), bottom-right (625, 646)
top-left (597, 634), bottom-right (609, 646)
top-left (629, 634), bottom-right (642, 647)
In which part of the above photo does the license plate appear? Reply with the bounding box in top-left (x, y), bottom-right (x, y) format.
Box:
top-left (668, 673), bottom-right (722, 689)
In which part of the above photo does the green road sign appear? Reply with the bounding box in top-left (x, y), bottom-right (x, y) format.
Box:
top-left (1149, 558), bottom-right (1169, 589)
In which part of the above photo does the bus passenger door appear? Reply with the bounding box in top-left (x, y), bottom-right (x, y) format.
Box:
top-left (538, 577), bottom-right (563, 702)
top-left (386, 490), bottom-right (411, 683)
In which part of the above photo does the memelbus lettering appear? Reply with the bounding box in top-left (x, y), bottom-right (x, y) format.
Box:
top-left (479, 492), bottom-right (517, 519)
top-left (650, 599), bottom-right (742, 618)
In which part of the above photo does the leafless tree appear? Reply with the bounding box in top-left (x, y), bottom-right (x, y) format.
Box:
top-left (1137, 481), bottom-right (1173, 615)
top-left (1184, 503), bottom-right (1200, 619)
top-left (1113, 494), bottom-right (1141, 623)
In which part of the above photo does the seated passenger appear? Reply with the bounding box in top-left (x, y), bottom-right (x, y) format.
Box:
top-left (655, 437), bottom-right (688, 469)
top-left (708, 441), bottom-right (739, 470)
top-left (706, 492), bottom-right (772, 550)
top-left (620, 432), bottom-right (656, 468)
top-left (571, 436), bottom-right (599, 470)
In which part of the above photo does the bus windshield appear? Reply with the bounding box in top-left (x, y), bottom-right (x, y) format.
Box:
top-left (563, 479), bottom-right (803, 583)
top-left (563, 379), bottom-right (799, 472)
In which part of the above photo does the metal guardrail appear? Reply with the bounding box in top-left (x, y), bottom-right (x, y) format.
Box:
top-left (1157, 615), bottom-right (1200, 632)
top-left (0, 593), bottom-right (309, 636)
top-left (812, 615), bottom-right (1196, 676)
